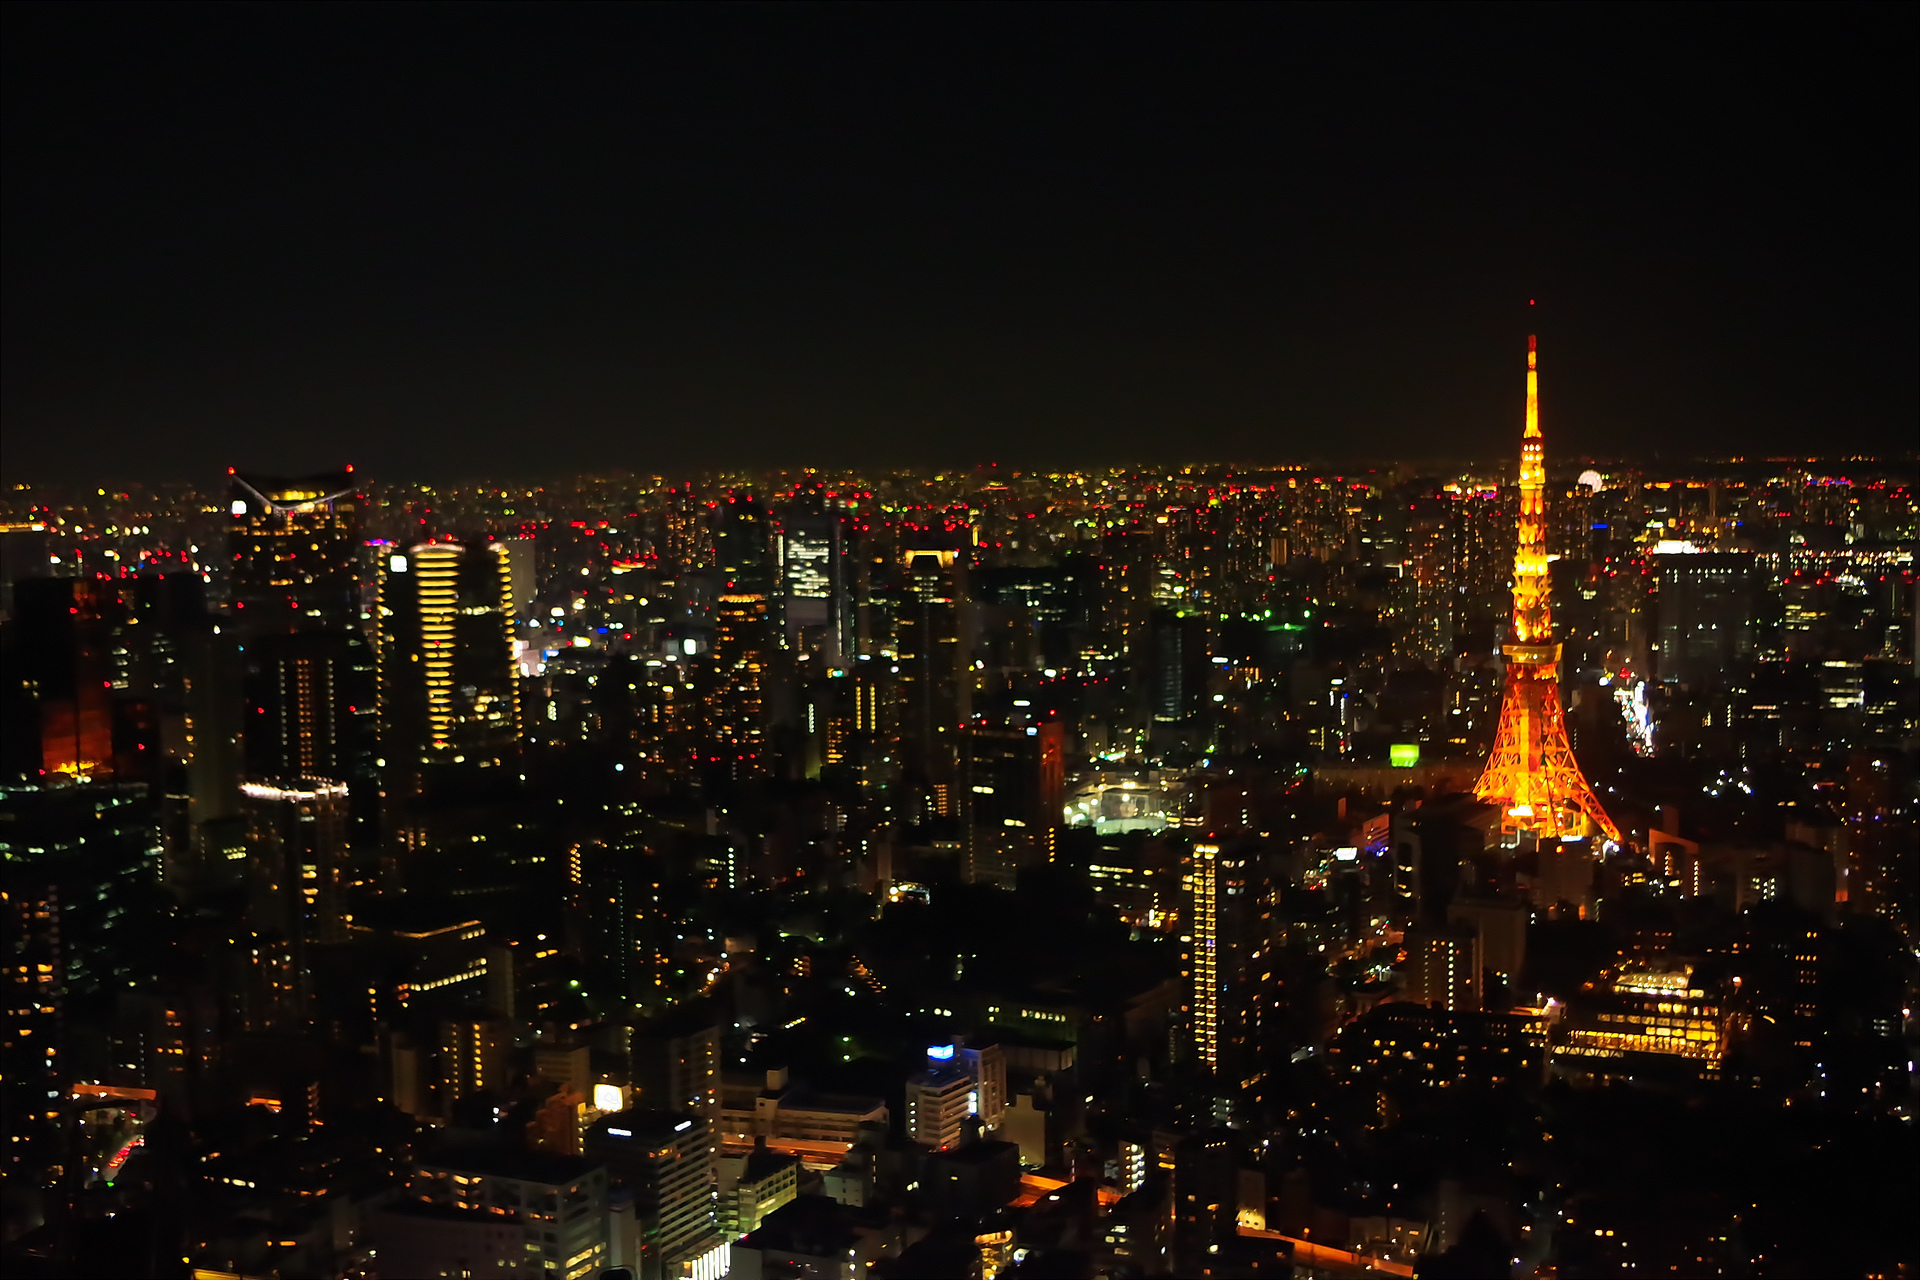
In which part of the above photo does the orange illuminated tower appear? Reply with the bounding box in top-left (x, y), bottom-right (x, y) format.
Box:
top-left (1474, 336), bottom-right (1620, 842)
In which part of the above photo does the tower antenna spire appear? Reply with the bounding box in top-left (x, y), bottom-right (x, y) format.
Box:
top-left (1472, 335), bottom-right (1620, 843)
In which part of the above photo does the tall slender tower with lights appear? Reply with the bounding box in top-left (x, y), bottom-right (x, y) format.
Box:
top-left (1474, 336), bottom-right (1621, 842)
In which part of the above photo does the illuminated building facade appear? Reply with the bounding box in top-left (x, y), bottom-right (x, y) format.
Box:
top-left (1187, 840), bottom-right (1222, 1073)
top-left (226, 469), bottom-right (360, 629)
top-left (1404, 922), bottom-right (1481, 1011)
top-left (1473, 337), bottom-right (1620, 842)
top-left (583, 1111), bottom-right (724, 1280)
top-left (1558, 961), bottom-right (1735, 1066)
top-left (906, 1059), bottom-right (975, 1149)
top-left (0, 783), bottom-right (162, 1167)
top-left (778, 477), bottom-right (852, 663)
top-left (377, 540), bottom-right (521, 768)
top-left (718, 1144), bottom-right (800, 1239)
top-left (1654, 551), bottom-right (1755, 690)
top-left (439, 1015), bottom-right (513, 1105)
top-left (244, 630), bottom-right (358, 782)
top-left (631, 1013), bottom-right (722, 1121)
top-left (1398, 491), bottom-right (1456, 666)
top-left (958, 723), bottom-right (1065, 886)
top-left (719, 1069), bottom-right (889, 1147)
top-left (897, 545), bottom-right (970, 810)
top-left (239, 778), bottom-right (349, 949)
top-left (9, 578), bottom-right (117, 779)
top-left (717, 492), bottom-right (774, 595)
top-left (1331, 1003), bottom-right (1549, 1091)
top-left (953, 1040), bottom-right (1008, 1128)
top-left (228, 469), bottom-right (376, 861)
top-left (399, 1150), bottom-right (610, 1280)
top-left (710, 591), bottom-right (772, 783)
top-left (1182, 838), bottom-right (1267, 1082)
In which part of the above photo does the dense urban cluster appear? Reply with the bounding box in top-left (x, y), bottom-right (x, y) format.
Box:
top-left (1, 436), bottom-right (1915, 1279)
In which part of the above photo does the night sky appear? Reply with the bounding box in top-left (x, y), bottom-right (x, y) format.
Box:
top-left (3, 3), bottom-right (1913, 483)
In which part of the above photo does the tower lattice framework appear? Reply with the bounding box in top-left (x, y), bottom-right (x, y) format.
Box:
top-left (1473, 336), bottom-right (1620, 842)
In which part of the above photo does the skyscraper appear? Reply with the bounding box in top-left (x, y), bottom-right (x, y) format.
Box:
top-left (897, 544), bottom-right (970, 813)
top-left (1183, 838), bottom-right (1266, 1081)
top-left (1656, 551), bottom-right (1755, 690)
top-left (709, 591), bottom-right (772, 785)
top-left (716, 493), bottom-right (773, 596)
top-left (5, 577), bottom-right (117, 780)
top-left (958, 723), bottom-right (1065, 885)
top-left (226, 469), bottom-right (360, 629)
top-left (1400, 490), bottom-right (1456, 666)
top-left (228, 469), bottom-right (377, 852)
top-left (378, 540), bottom-right (521, 770)
top-left (778, 477), bottom-right (851, 663)
top-left (239, 778), bottom-right (350, 947)
top-left (377, 540), bottom-right (521, 859)
top-left (1474, 338), bottom-right (1620, 842)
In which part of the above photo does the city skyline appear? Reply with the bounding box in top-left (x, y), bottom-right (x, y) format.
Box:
top-left (3, 358), bottom-right (1914, 1279)
top-left (3, 8), bottom-right (1916, 1280)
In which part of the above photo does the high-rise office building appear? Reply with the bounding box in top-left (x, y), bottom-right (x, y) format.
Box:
top-left (1098, 529), bottom-right (1154, 662)
top-left (1150, 609), bottom-right (1195, 723)
top-left (245, 631), bottom-right (355, 781)
top-left (1656, 551), bottom-right (1754, 690)
top-left (897, 544), bottom-right (970, 811)
top-left (377, 540), bottom-right (521, 770)
top-left (0, 783), bottom-right (162, 1166)
top-left (778, 477), bottom-right (851, 663)
top-left (585, 1111), bottom-right (726, 1280)
top-left (716, 493), bottom-right (774, 596)
top-left (4, 577), bottom-right (118, 781)
top-left (1182, 838), bottom-right (1269, 1084)
top-left (952, 1041), bottom-right (1007, 1129)
top-left (1446, 895), bottom-right (1527, 988)
top-left (1185, 841), bottom-right (1226, 1074)
top-left (958, 723), bottom-right (1065, 884)
top-left (1400, 490), bottom-right (1456, 665)
top-left (709, 591), bottom-right (772, 784)
top-left (226, 469), bottom-right (361, 630)
top-left (0, 523), bottom-right (54, 622)
top-left (228, 469), bottom-right (377, 862)
top-left (376, 540), bottom-right (521, 864)
top-left (1452, 484), bottom-right (1514, 641)
top-left (239, 778), bottom-right (350, 948)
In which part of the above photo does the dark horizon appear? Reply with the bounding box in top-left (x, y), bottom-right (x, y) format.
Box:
top-left (12, 446), bottom-right (1919, 498)
top-left (5, 5), bottom-right (1916, 482)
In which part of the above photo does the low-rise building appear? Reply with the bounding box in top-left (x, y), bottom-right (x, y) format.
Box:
top-left (404, 1148), bottom-right (609, 1280)
top-left (720, 1068), bottom-right (888, 1150)
top-left (720, 1139), bottom-right (802, 1238)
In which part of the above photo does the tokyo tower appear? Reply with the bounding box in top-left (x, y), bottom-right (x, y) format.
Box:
top-left (1473, 335), bottom-right (1621, 842)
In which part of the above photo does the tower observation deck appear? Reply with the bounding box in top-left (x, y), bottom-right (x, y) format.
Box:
top-left (1473, 336), bottom-right (1621, 842)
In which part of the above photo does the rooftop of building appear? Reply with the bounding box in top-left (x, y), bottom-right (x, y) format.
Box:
top-left (926, 1137), bottom-right (1020, 1168)
top-left (739, 1193), bottom-right (863, 1257)
top-left (416, 1145), bottom-right (602, 1188)
top-left (733, 1144), bottom-right (802, 1183)
top-left (374, 1200), bottom-right (522, 1228)
top-left (587, 1109), bottom-right (708, 1145)
top-left (907, 1063), bottom-right (975, 1089)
